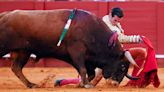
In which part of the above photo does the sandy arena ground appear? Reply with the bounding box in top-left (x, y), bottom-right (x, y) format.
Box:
top-left (0, 67), bottom-right (164, 92)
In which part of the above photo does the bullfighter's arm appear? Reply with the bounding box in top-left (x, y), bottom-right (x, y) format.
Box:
top-left (118, 34), bottom-right (142, 44)
top-left (102, 15), bottom-right (142, 44)
top-left (116, 23), bottom-right (142, 44)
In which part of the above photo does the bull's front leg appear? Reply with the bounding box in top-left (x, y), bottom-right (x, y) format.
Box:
top-left (71, 59), bottom-right (93, 88)
top-left (78, 67), bottom-right (94, 88)
top-left (67, 42), bottom-right (93, 88)
top-left (85, 61), bottom-right (96, 83)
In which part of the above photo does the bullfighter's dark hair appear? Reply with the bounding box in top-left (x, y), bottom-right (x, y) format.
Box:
top-left (111, 7), bottom-right (124, 18)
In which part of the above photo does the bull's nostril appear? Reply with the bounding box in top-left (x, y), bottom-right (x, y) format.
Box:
top-left (114, 83), bottom-right (118, 86)
top-left (106, 79), bottom-right (119, 87)
top-left (111, 80), bottom-right (119, 87)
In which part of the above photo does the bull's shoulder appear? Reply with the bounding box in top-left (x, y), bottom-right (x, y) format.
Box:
top-left (2, 9), bottom-right (94, 18)
top-left (10, 10), bottom-right (32, 16)
top-left (0, 11), bottom-right (10, 19)
top-left (7, 10), bottom-right (26, 16)
top-left (0, 10), bottom-right (26, 19)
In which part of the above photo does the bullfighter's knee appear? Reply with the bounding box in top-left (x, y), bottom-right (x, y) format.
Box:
top-left (90, 68), bottom-right (103, 86)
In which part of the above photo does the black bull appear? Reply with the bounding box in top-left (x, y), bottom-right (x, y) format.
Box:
top-left (0, 9), bottom-right (131, 88)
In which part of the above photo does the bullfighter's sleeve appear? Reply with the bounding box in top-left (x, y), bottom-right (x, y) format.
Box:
top-left (118, 33), bottom-right (141, 44)
top-left (116, 23), bottom-right (142, 43)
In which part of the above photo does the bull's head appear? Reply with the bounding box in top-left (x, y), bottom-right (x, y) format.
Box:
top-left (104, 51), bottom-right (140, 87)
top-left (101, 32), bottom-right (140, 87)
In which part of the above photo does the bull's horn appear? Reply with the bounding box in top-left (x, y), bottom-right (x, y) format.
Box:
top-left (124, 51), bottom-right (139, 68)
top-left (126, 73), bottom-right (140, 80)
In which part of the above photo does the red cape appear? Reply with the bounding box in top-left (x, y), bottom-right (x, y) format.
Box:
top-left (126, 36), bottom-right (160, 88)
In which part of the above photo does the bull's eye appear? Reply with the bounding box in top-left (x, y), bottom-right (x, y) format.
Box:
top-left (121, 65), bottom-right (126, 71)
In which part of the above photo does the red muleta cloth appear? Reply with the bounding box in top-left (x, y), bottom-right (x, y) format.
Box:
top-left (126, 36), bottom-right (160, 88)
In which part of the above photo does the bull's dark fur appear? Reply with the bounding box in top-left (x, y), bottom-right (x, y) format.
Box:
top-left (0, 9), bottom-right (128, 88)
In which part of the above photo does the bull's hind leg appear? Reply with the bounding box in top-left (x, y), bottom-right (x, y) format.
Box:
top-left (11, 50), bottom-right (36, 88)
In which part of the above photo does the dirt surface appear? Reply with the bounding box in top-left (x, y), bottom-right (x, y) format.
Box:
top-left (0, 67), bottom-right (164, 92)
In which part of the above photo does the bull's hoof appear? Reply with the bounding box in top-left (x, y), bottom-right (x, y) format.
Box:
top-left (79, 82), bottom-right (94, 88)
top-left (84, 84), bottom-right (94, 88)
top-left (27, 83), bottom-right (39, 88)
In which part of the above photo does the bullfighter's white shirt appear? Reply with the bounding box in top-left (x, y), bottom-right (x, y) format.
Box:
top-left (102, 15), bottom-right (141, 43)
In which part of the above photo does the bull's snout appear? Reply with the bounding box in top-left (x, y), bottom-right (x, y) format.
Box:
top-left (111, 80), bottom-right (119, 87)
top-left (106, 78), bottom-right (119, 87)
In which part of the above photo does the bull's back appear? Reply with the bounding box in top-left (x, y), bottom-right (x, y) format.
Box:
top-left (8, 9), bottom-right (93, 45)
top-left (8, 9), bottom-right (69, 38)
top-left (0, 9), bottom-right (99, 58)
top-left (0, 10), bottom-right (69, 54)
